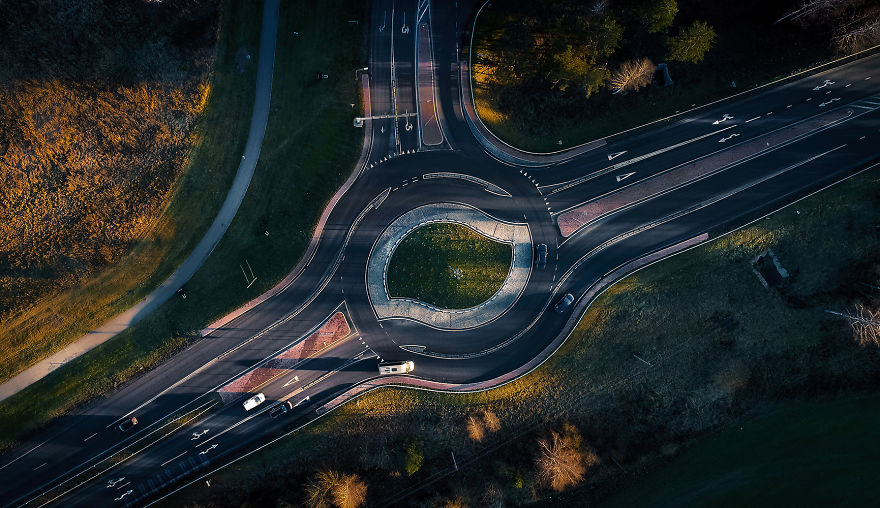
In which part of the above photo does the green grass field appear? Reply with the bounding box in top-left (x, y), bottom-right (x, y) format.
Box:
top-left (0, 0), bottom-right (368, 450)
top-left (603, 394), bottom-right (880, 507)
top-left (0, 0), bottom-right (260, 385)
top-left (387, 223), bottom-right (513, 309)
top-left (164, 166), bottom-right (880, 507)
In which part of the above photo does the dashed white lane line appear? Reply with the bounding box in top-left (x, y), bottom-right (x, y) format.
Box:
top-left (745, 116), bottom-right (761, 123)
top-left (83, 433), bottom-right (97, 442)
top-left (33, 462), bottom-right (47, 471)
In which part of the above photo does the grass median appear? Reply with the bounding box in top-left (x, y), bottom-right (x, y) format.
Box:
top-left (164, 165), bottom-right (879, 507)
top-left (387, 223), bottom-right (513, 309)
top-left (0, 0), bottom-right (368, 450)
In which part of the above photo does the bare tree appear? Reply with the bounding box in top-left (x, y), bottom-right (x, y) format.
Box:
top-left (306, 471), bottom-right (368, 508)
top-left (483, 410), bottom-right (502, 432)
top-left (609, 58), bottom-right (654, 94)
top-left (467, 414), bottom-right (486, 442)
top-left (535, 425), bottom-right (598, 491)
top-left (775, 0), bottom-right (852, 25)
top-left (826, 304), bottom-right (880, 347)
top-left (833, 12), bottom-right (880, 53)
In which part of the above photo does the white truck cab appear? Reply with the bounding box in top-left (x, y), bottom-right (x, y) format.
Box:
top-left (378, 361), bottom-right (415, 375)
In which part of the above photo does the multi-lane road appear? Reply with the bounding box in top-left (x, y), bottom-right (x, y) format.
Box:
top-left (1, 0), bottom-right (878, 506)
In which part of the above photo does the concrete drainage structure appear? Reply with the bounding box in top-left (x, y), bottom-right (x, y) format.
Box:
top-left (366, 202), bottom-right (532, 330)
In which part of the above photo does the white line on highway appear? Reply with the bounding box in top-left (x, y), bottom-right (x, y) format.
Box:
top-left (548, 125), bottom-right (737, 195)
top-left (33, 462), bottom-right (47, 471)
top-left (745, 116), bottom-right (760, 123)
top-left (83, 433), bottom-right (97, 442)
top-left (0, 438), bottom-right (50, 471)
top-left (160, 451), bottom-right (187, 467)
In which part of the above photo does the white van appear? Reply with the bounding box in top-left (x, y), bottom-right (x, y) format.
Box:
top-left (378, 361), bottom-right (414, 375)
top-left (242, 393), bottom-right (266, 411)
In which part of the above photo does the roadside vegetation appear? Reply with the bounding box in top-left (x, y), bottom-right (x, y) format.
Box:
top-left (0, 0), bottom-right (259, 384)
top-left (387, 223), bottom-right (512, 309)
top-left (0, 0), bottom-right (367, 449)
top-left (471, 0), bottom-right (878, 151)
top-left (163, 166), bottom-right (880, 507)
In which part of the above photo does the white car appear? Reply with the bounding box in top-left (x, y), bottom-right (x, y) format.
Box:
top-left (242, 393), bottom-right (266, 411)
top-left (378, 361), bottom-right (415, 375)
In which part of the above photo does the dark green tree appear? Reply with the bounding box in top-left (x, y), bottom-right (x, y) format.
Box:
top-left (641, 0), bottom-right (677, 33)
top-left (667, 21), bottom-right (717, 63)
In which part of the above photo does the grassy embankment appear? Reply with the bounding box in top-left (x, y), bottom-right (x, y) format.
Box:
top-left (387, 223), bottom-right (513, 309)
top-left (0, 0), bottom-right (258, 384)
top-left (165, 166), bottom-right (880, 507)
top-left (471, 0), bottom-right (840, 151)
top-left (0, 0), bottom-right (367, 449)
top-left (604, 393), bottom-right (880, 507)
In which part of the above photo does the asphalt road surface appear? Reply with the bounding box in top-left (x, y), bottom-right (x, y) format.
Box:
top-left (1, 0), bottom-right (878, 506)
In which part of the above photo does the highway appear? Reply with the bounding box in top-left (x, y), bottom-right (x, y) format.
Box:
top-left (0, 0), bottom-right (877, 506)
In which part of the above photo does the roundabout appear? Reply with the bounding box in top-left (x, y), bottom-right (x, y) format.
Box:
top-left (366, 202), bottom-right (532, 330)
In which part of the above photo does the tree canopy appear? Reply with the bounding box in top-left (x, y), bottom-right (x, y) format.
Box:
top-left (667, 21), bottom-right (717, 63)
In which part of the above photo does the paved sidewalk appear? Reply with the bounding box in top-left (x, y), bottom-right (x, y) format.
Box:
top-left (367, 203), bottom-right (532, 330)
top-left (0, 0), bottom-right (281, 403)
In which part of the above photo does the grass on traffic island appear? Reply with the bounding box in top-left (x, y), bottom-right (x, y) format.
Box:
top-left (386, 222), bottom-right (513, 310)
top-left (163, 166), bottom-right (880, 507)
top-left (0, 0), bottom-right (368, 450)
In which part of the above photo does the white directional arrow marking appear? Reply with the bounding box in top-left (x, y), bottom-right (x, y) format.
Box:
top-left (282, 375), bottom-right (300, 388)
top-left (114, 490), bottom-right (133, 501)
top-left (819, 97), bottom-right (840, 107)
top-left (812, 79), bottom-right (835, 90)
top-left (607, 151), bottom-right (627, 160)
top-left (718, 134), bottom-right (741, 143)
top-left (712, 114), bottom-right (734, 125)
top-left (198, 444), bottom-right (218, 455)
top-left (615, 172), bottom-right (636, 183)
top-left (106, 477), bottom-right (125, 488)
top-left (191, 429), bottom-right (210, 441)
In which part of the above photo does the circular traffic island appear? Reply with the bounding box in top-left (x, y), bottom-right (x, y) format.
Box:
top-left (387, 222), bottom-right (512, 309)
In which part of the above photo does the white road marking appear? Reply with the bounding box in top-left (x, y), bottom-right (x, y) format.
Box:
top-left (786, 104), bottom-right (792, 108)
top-left (712, 113), bottom-right (734, 125)
top-left (615, 172), bottom-right (636, 183)
top-left (0, 438), bottom-right (50, 471)
top-left (812, 79), bottom-right (834, 90)
top-left (745, 116), bottom-right (761, 123)
top-left (198, 444), bottom-right (218, 456)
top-left (294, 396), bottom-right (311, 408)
top-left (607, 151), bottom-right (627, 160)
top-left (33, 462), bottom-right (47, 471)
top-left (190, 429), bottom-right (210, 441)
top-left (114, 489), bottom-right (133, 501)
top-left (718, 133), bottom-right (741, 143)
top-left (106, 477), bottom-right (125, 488)
top-left (161, 451), bottom-right (187, 467)
top-left (819, 98), bottom-right (840, 107)
top-left (83, 433), bottom-right (98, 442)
top-left (282, 374), bottom-right (300, 388)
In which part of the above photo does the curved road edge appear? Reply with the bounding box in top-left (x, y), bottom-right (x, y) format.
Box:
top-left (0, 0), bottom-right (281, 403)
top-left (200, 74), bottom-right (374, 336)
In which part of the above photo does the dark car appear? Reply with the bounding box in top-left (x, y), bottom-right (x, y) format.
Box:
top-left (536, 244), bottom-right (548, 269)
top-left (117, 416), bottom-right (138, 433)
top-left (554, 293), bottom-right (574, 313)
top-left (269, 401), bottom-right (294, 418)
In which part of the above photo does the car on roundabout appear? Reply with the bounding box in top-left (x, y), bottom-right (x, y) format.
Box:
top-left (554, 293), bottom-right (574, 313)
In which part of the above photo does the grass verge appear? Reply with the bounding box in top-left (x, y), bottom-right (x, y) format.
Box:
top-left (603, 393), bottom-right (880, 507)
top-left (0, 0), bottom-right (367, 449)
top-left (0, 0), bottom-right (260, 383)
top-left (387, 223), bottom-right (513, 309)
top-left (164, 165), bottom-right (879, 507)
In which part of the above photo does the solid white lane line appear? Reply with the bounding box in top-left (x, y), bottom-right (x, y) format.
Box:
top-left (83, 433), bottom-right (97, 442)
top-left (160, 451), bottom-right (187, 467)
top-left (0, 438), bottom-right (50, 471)
top-left (33, 462), bottom-right (47, 471)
